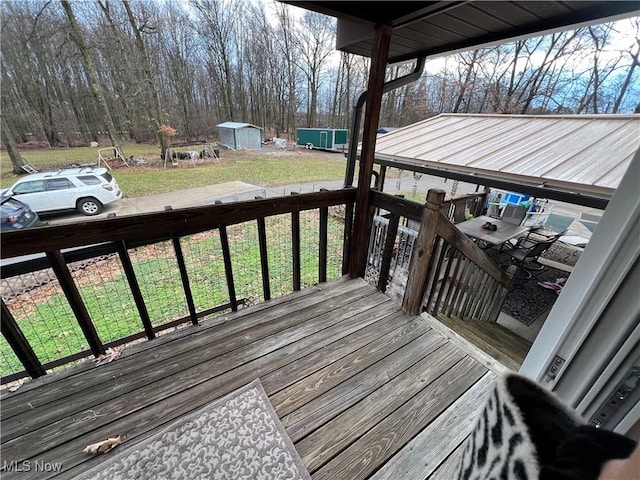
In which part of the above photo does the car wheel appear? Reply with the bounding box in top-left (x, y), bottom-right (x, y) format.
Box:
top-left (77, 197), bottom-right (103, 216)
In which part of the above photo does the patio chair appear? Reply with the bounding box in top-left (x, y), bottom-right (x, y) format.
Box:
top-left (501, 204), bottom-right (528, 225)
top-left (504, 233), bottom-right (561, 279)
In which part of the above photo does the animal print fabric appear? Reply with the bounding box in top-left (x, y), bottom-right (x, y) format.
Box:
top-left (455, 373), bottom-right (584, 480)
top-left (76, 379), bottom-right (311, 480)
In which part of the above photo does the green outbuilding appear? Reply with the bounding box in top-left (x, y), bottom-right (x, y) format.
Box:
top-left (296, 128), bottom-right (348, 151)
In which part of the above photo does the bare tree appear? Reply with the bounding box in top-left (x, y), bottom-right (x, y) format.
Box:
top-left (1, 114), bottom-right (28, 174)
top-left (122, 0), bottom-right (168, 153)
top-left (612, 18), bottom-right (640, 113)
top-left (61, 0), bottom-right (122, 151)
top-left (294, 11), bottom-right (335, 127)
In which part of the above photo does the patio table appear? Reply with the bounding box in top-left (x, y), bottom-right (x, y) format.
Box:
top-left (457, 215), bottom-right (530, 248)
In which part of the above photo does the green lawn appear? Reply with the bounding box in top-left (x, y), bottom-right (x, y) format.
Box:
top-left (113, 156), bottom-right (347, 196)
top-left (0, 144), bottom-right (348, 197)
top-left (0, 142), bottom-right (351, 377)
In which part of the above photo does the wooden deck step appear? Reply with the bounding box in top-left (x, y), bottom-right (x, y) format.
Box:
top-left (429, 313), bottom-right (532, 372)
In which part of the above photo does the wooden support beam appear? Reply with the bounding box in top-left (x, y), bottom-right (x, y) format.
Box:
top-left (1, 299), bottom-right (46, 379)
top-left (349, 24), bottom-right (392, 278)
top-left (117, 240), bottom-right (155, 339)
top-left (402, 189), bottom-right (446, 315)
top-left (45, 250), bottom-right (105, 357)
top-left (171, 235), bottom-right (198, 325)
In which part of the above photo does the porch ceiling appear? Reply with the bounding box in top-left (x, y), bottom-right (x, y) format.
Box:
top-left (282, 1), bottom-right (640, 64)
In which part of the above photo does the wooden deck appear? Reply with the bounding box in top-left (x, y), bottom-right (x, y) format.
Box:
top-left (1, 277), bottom-right (503, 479)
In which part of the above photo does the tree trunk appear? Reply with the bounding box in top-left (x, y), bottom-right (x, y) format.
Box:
top-left (1, 114), bottom-right (28, 174)
top-left (123, 0), bottom-right (167, 153)
top-left (61, 0), bottom-right (122, 153)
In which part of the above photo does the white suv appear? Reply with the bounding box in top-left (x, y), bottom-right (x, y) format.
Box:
top-left (2, 167), bottom-right (123, 216)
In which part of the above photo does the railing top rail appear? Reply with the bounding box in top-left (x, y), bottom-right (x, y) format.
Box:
top-left (436, 212), bottom-right (512, 287)
top-left (1, 188), bottom-right (356, 260)
top-left (369, 190), bottom-right (422, 222)
top-left (442, 192), bottom-right (487, 203)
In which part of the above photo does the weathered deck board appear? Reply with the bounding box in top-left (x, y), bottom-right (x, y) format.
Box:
top-left (1, 278), bottom-right (505, 480)
top-left (370, 371), bottom-right (496, 480)
top-left (3, 286), bottom-right (391, 458)
top-left (313, 357), bottom-right (487, 480)
top-left (2, 277), bottom-right (366, 419)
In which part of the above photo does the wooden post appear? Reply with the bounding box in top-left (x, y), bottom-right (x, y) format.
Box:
top-left (402, 189), bottom-right (446, 315)
top-left (349, 24), bottom-right (392, 278)
top-left (116, 240), bottom-right (155, 339)
top-left (1, 299), bottom-right (46, 379)
top-left (46, 250), bottom-right (105, 357)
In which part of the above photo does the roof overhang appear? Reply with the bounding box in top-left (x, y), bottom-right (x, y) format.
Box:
top-left (375, 153), bottom-right (611, 209)
top-left (282, 2), bottom-right (639, 64)
top-left (372, 114), bottom-right (640, 210)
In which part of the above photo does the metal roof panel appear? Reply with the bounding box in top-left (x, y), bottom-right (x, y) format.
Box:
top-left (374, 114), bottom-right (640, 198)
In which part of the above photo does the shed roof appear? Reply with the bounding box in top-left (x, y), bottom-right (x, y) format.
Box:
top-left (217, 122), bottom-right (263, 130)
top-left (373, 114), bottom-right (640, 207)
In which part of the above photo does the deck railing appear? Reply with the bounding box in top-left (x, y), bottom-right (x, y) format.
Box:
top-left (366, 189), bottom-right (513, 319)
top-left (441, 192), bottom-right (487, 224)
top-left (0, 189), bottom-right (356, 384)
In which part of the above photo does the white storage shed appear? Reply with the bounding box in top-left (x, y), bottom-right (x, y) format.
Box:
top-left (217, 122), bottom-right (263, 149)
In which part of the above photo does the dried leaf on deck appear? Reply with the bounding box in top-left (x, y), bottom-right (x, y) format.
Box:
top-left (94, 347), bottom-right (124, 366)
top-left (83, 435), bottom-right (122, 454)
top-left (7, 380), bottom-right (24, 392)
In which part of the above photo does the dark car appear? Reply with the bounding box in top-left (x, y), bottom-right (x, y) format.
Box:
top-left (1, 194), bottom-right (41, 232)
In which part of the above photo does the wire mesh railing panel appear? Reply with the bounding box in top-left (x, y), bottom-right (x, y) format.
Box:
top-left (365, 215), bottom-right (419, 301)
top-left (326, 215), bottom-right (346, 280)
top-left (226, 222), bottom-right (264, 307)
top-left (180, 231), bottom-right (230, 314)
top-left (299, 210), bottom-right (321, 288)
top-left (0, 335), bottom-right (23, 380)
top-left (128, 242), bottom-right (188, 327)
top-left (68, 255), bottom-right (141, 344)
top-left (1, 272), bottom-right (88, 376)
top-left (265, 214), bottom-right (295, 298)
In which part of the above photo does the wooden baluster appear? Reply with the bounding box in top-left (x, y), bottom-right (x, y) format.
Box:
top-left (256, 211), bottom-right (271, 301)
top-left (171, 235), bottom-right (198, 325)
top-left (342, 202), bottom-right (354, 275)
top-left (116, 240), bottom-right (155, 339)
top-left (443, 249), bottom-right (465, 316)
top-left (319, 190), bottom-right (329, 283)
top-left (433, 244), bottom-right (456, 316)
top-left (219, 225), bottom-right (238, 312)
top-left (46, 250), bottom-right (105, 357)
top-left (215, 200), bottom-right (238, 312)
top-left (1, 299), bottom-right (46, 378)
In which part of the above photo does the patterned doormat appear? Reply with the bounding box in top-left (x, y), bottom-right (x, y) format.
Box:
top-left (487, 243), bottom-right (581, 326)
top-left (76, 379), bottom-right (311, 480)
